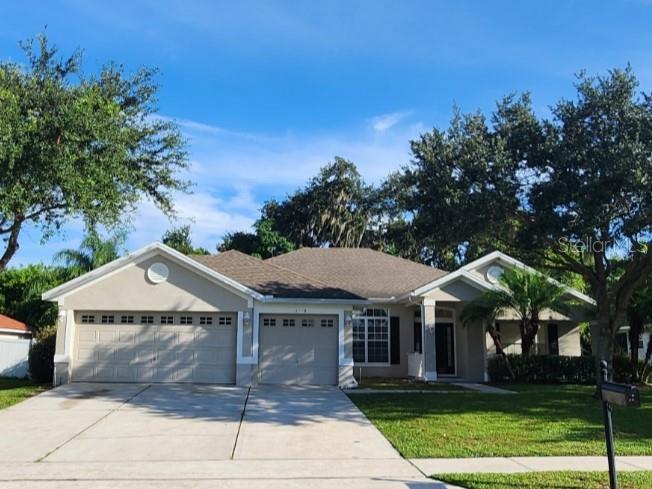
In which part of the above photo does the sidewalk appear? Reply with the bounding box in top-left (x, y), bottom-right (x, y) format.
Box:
top-left (410, 456), bottom-right (652, 474)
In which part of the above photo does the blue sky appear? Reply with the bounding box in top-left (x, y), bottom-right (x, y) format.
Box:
top-left (2, 0), bottom-right (652, 266)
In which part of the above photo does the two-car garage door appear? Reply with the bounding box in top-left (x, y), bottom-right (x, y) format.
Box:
top-left (72, 312), bottom-right (236, 383)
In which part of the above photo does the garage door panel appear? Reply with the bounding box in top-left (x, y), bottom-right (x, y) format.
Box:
top-left (79, 330), bottom-right (96, 343)
top-left (155, 349), bottom-right (176, 363)
top-left (114, 349), bottom-right (134, 362)
top-left (260, 314), bottom-right (338, 385)
top-left (157, 331), bottom-right (178, 346)
top-left (72, 312), bottom-right (236, 384)
top-left (98, 331), bottom-right (116, 343)
top-left (176, 349), bottom-right (195, 363)
top-left (178, 332), bottom-right (194, 345)
top-left (119, 331), bottom-right (136, 343)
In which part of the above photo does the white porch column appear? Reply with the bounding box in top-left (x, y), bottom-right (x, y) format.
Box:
top-left (235, 308), bottom-right (258, 386)
top-left (338, 310), bottom-right (357, 388)
top-left (482, 319), bottom-right (490, 382)
top-left (53, 307), bottom-right (75, 385)
top-left (423, 298), bottom-right (438, 381)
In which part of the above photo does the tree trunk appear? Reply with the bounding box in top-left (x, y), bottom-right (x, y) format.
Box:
top-left (593, 308), bottom-right (621, 383)
top-left (0, 221), bottom-right (22, 273)
top-left (646, 332), bottom-right (652, 365)
top-left (520, 319), bottom-right (540, 356)
top-left (628, 311), bottom-right (643, 382)
top-left (487, 324), bottom-right (515, 380)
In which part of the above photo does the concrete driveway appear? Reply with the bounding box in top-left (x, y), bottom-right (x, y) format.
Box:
top-left (0, 383), bottom-right (455, 488)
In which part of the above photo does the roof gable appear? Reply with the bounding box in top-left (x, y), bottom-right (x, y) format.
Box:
top-left (413, 250), bottom-right (596, 306)
top-left (42, 242), bottom-right (265, 302)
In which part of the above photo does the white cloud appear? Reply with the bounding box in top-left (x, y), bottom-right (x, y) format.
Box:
top-left (128, 191), bottom-right (256, 252)
top-left (370, 111), bottom-right (411, 133)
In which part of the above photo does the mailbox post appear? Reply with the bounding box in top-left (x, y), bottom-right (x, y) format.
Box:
top-left (599, 360), bottom-right (641, 489)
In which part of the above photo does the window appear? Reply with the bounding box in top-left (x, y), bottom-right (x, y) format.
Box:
top-left (200, 316), bottom-right (213, 325)
top-left (282, 318), bottom-right (295, 327)
top-left (218, 316), bottom-right (232, 326)
top-left (263, 318), bottom-right (276, 327)
top-left (141, 315), bottom-right (154, 324)
top-left (352, 308), bottom-right (390, 364)
top-left (320, 318), bottom-right (334, 328)
top-left (160, 315), bottom-right (174, 324)
top-left (180, 316), bottom-right (193, 325)
top-left (101, 315), bottom-right (115, 324)
top-left (301, 318), bottom-right (314, 328)
top-left (81, 315), bottom-right (95, 324)
top-left (120, 315), bottom-right (134, 324)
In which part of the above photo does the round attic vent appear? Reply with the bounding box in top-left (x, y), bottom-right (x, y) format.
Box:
top-left (486, 265), bottom-right (504, 284)
top-left (147, 262), bottom-right (169, 283)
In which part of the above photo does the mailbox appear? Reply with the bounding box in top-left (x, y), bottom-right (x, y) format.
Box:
top-left (598, 360), bottom-right (643, 489)
top-left (600, 381), bottom-right (641, 407)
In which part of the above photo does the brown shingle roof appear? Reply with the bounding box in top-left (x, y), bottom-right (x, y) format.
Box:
top-left (191, 250), bottom-right (363, 300)
top-left (0, 314), bottom-right (30, 333)
top-left (267, 248), bottom-right (447, 299)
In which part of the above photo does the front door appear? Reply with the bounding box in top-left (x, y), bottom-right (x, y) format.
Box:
top-left (435, 323), bottom-right (455, 375)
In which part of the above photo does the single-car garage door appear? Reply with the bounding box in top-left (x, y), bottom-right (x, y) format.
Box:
top-left (72, 311), bottom-right (236, 383)
top-left (259, 314), bottom-right (338, 385)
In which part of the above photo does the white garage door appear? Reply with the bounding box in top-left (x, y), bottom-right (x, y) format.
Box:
top-left (72, 312), bottom-right (236, 383)
top-left (259, 314), bottom-right (338, 385)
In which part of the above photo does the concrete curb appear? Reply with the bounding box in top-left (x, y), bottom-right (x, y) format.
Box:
top-left (410, 456), bottom-right (652, 474)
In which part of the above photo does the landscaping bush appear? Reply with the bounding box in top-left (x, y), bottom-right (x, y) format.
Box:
top-left (28, 325), bottom-right (57, 383)
top-left (488, 354), bottom-right (596, 384)
top-left (613, 355), bottom-right (652, 384)
top-left (489, 354), bottom-right (652, 385)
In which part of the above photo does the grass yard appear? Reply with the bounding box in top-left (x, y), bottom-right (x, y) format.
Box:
top-left (434, 471), bottom-right (652, 489)
top-left (355, 377), bottom-right (469, 391)
top-left (0, 378), bottom-right (47, 410)
top-left (349, 384), bottom-right (652, 458)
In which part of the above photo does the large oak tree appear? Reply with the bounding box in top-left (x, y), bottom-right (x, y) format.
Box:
top-left (0, 35), bottom-right (188, 270)
top-left (393, 68), bottom-right (652, 377)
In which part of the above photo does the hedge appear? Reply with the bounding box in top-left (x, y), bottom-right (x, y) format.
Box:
top-left (28, 324), bottom-right (57, 384)
top-left (488, 354), bottom-right (651, 384)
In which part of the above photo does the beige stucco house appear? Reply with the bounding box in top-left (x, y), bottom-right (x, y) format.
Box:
top-left (43, 243), bottom-right (594, 387)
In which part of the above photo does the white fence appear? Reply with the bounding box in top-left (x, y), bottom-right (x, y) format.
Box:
top-left (0, 337), bottom-right (31, 378)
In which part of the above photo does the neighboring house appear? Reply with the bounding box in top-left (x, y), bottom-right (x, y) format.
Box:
top-left (42, 243), bottom-right (594, 387)
top-left (616, 326), bottom-right (651, 359)
top-left (0, 314), bottom-right (32, 378)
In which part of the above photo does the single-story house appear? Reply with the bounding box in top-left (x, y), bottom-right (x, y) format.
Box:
top-left (42, 243), bottom-right (594, 387)
top-left (616, 326), bottom-right (651, 359)
top-left (0, 314), bottom-right (32, 378)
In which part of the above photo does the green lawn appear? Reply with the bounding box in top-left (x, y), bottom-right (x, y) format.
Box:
top-left (435, 471), bottom-right (652, 489)
top-left (356, 377), bottom-right (469, 391)
top-left (0, 378), bottom-right (47, 410)
top-left (349, 384), bottom-right (652, 458)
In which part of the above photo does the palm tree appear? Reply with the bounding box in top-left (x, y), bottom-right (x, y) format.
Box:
top-left (461, 267), bottom-right (573, 356)
top-left (54, 231), bottom-right (123, 277)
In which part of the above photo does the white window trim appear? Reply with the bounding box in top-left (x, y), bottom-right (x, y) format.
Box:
top-left (352, 308), bottom-right (391, 367)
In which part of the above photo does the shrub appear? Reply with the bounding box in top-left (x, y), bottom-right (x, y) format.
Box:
top-left (489, 354), bottom-right (652, 385)
top-left (28, 325), bottom-right (57, 383)
top-left (488, 354), bottom-right (596, 384)
top-left (612, 355), bottom-right (652, 384)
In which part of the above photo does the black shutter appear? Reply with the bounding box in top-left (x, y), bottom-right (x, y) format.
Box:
top-left (390, 316), bottom-right (400, 365)
top-left (547, 324), bottom-right (559, 355)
